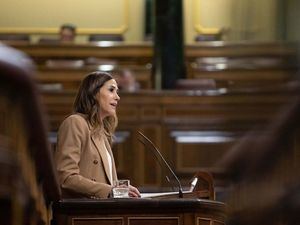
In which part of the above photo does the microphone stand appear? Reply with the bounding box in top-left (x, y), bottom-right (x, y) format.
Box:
top-left (138, 131), bottom-right (183, 198)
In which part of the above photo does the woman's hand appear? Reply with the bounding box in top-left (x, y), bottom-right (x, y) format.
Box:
top-left (128, 185), bottom-right (141, 198)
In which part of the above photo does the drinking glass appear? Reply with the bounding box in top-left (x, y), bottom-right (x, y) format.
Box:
top-left (112, 179), bottom-right (130, 198)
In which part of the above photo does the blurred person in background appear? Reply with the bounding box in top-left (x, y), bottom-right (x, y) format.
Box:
top-left (117, 69), bottom-right (140, 92)
top-left (59, 23), bottom-right (76, 42)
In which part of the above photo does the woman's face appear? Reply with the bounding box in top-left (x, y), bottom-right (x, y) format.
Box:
top-left (96, 79), bottom-right (120, 119)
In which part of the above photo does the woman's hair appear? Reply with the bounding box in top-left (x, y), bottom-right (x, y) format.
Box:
top-left (73, 71), bottom-right (118, 144)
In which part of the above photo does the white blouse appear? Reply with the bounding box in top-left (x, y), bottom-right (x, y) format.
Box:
top-left (105, 148), bottom-right (113, 184)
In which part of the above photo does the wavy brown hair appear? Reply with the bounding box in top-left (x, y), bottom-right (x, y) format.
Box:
top-left (73, 71), bottom-right (118, 144)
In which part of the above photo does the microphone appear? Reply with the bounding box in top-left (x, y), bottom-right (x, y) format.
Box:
top-left (137, 131), bottom-right (183, 198)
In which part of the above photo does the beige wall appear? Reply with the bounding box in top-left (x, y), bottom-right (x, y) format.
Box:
top-left (184, 0), bottom-right (278, 43)
top-left (286, 0), bottom-right (300, 41)
top-left (0, 0), bottom-right (144, 43)
top-left (184, 0), bottom-right (234, 43)
top-left (0, 0), bottom-right (281, 43)
top-left (228, 0), bottom-right (278, 41)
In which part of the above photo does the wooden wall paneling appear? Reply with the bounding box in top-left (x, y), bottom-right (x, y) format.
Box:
top-left (112, 130), bottom-right (132, 179)
top-left (138, 100), bottom-right (164, 187)
top-left (41, 90), bottom-right (75, 131)
top-left (170, 131), bottom-right (237, 172)
top-left (114, 125), bottom-right (144, 187)
top-left (39, 80), bottom-right (300, 191)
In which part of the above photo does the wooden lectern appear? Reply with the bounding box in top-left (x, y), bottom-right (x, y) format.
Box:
top-left (52, 172), bottom-right (224, 225)
top-left (52, 198), bottom-right (226, 225)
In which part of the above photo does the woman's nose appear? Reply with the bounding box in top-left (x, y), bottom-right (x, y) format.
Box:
top-left (115, 93), bottom-right (120, 101)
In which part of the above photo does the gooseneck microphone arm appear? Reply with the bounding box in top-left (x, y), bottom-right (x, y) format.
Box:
top-left (138, 131), bottom-right (183, 198)
top-left (138, 138), bottom-right (174, 190)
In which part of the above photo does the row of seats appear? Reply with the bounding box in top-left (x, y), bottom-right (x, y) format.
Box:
top-left (0, 33), bottom-right (224, 43)
top-left (3, 41), bottom-right (299, 92)
top-left (0, 33), bottom-right (124, 43)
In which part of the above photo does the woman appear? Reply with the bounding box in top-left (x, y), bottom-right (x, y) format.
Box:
top-left (55, 71), bottom-right (140, 198)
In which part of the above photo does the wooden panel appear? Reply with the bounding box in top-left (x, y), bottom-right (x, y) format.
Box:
top-left (174, 139), bottom-right (235, 172)
top-left (72, 217), bottom-right (123, 225)
top-left (197, 218), bottom-right (211, 225)
top-left (170, 132), bottom-right (237, 165)
top-left (117, 105), bottom-right (139, 121)
top-left (197, 218), bottom-right (225, 225)
top-left (213, 221), bottom-right (225, 225)
top-left (141, 106), bottom-right (162, 120)
top-left (128, 217), bottom-right (180, 225)
top-left (41, 91), bottom-right (75, 130)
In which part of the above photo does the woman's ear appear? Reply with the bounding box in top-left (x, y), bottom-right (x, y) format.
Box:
top-left (94, 91), bottom-right (100, 100)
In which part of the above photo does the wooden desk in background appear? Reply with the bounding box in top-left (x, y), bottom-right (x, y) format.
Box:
top-left (14, 42), bottom-right (154, 90)
top-left (7, 41), bottom-right (299, 90)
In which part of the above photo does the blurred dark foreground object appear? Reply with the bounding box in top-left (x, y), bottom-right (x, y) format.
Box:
top-left (0, 43), bottom-right (60, 224)
top-left (215, 84), bottom-right (300, 225)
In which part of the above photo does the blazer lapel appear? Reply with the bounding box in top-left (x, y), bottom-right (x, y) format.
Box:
top-left (91, 134), bottom-right (112, 185)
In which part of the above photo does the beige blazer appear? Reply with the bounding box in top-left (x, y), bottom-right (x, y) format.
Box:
top-left (55, 113), bottom-right (118, 198)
